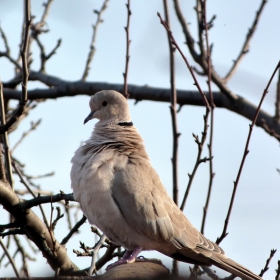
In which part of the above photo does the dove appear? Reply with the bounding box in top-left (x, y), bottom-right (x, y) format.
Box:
top-left (70, 90), bottom-right (262, 280)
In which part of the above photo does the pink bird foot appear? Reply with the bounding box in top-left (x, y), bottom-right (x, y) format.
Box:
top-left (106, 246), bottom-right (143, 270)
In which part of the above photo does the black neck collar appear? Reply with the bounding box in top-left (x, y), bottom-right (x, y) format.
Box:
top-left (118, 121), bottom-right (133, 127)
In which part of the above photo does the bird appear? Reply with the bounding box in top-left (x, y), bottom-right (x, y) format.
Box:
top-left (70, 90), bottom-right (262, 280)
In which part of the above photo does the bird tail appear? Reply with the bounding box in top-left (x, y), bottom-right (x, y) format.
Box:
top-left (210, 255), bottom-right (262, 280)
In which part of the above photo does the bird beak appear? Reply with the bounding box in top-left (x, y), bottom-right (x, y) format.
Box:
top-left (84, 111), bottom-right (95, 124)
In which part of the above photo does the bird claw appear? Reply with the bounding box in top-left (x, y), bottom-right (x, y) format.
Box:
top-left (106, 246), bottom-right (143, 270)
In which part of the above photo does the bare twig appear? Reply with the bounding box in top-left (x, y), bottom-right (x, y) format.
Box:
top-left (259, 249), bottom-right (276, 277)
top-left (157, 12), bottom-right (210, 110)
top-left (216, 60), bottom-right (280, 244)
top-left (0, 83), bottom-right (13, 187)
top-left (13, 162), bottom-right (50, 227)
top-left (123, 0), bottom-right (131, 99)
top-left (13, 234), bottom-right (32, 276)
top-left (88, 234), bottom-right (107, 275)
top-left (32, 35), bottom-right (61, 72)
top-left (224, 0), bottom-right (268, 82)
top-left (0, 26), bottom-right (22, 70)
top-left (163, 0), bottom-right (179, 274)
top-left (200, 0), bottom-right (215, 235)
top-left (275, 69), bottom-right (280, 122)
top-left (11, 119), bottom-right (41, 153)
top-left (81, 0), bottom-right (109, 81)
top-left (41, 0), bottom-right (54, 23)
top-left (61, 215), bottom-right (87, 245)
top-left (0, 237), bottom-right (20, 277)
top-left (163, 0), bottom-right (179, 206)
top-left (0, 0), bottom-right (31, 134)
top-left (0, 111), bottom-right (6, 181)
top-left (0, 229), bottom-right (25, 238)
top-left (276, 260), bottom-right (280, 280)
top-left (51, 206), bottom-right (64, 231)
top-left (180, 127), bottom-right (211, 211)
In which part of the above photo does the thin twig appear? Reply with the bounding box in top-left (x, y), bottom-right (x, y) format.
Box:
top-left (224, 0), bottom-right (268, 82)
top-left (13, 235), bottom-right (30, 276)
top-left (0, 0), bottom-right (31, 134)
top-left (32, 35), bottom-right (61, 72)
top-left (0, 229), bottom-right (25, 238)
top-left (48, 197), bottom-right (57, 256)
top-left (163, 0), bottom-right (179, 274)
top-left (0, 83), bottom-right (13, 188)
top-left (0, 111), bottom-right (6, 181)
top-left (13, 162), bottom-right (50, 228)
top-left (276, 260), bottom-right (280, 280)
top-left (180, 125), bottom-right (211, 211)
top-left (157, 12), bottom-right (210, 110)
top-left (0, 26), bottom-right (22, 70)
top-left (41, 0), bottom-right (54, 23)
top-left (81, 0), bottom-right (109, 81)
top-left (61, 215), bottom-right (87, 245)
top-left (200, 0), bottom-right (215, 235)
top-left (173, 0), bottom-right (238, 101)
top-left (21, 0), bottom-right (31, 104)
top-left (275, 69), bottom-right (280, 123)
top-left (259, 249), bottom-right (276, 277)
top-left (11, 119), bottom-right (41, 153)
top-left (0, 237), bottom-right (20, 277)
top-left (88, 234), bottom-right (107, 275)
top-left (216, 60), bottom-right (280, 245)
top-left (123, 0), bottom-right (131, 99)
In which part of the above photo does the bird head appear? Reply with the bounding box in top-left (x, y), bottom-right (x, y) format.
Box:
top-left (84, 90), bottom-right (132, 125)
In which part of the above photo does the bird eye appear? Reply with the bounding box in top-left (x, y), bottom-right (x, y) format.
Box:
top-left (102, 101), bottom-right (108, 106)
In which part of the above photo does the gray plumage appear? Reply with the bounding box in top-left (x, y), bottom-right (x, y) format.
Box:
top-left (71, 90), bottom-right (262, 280)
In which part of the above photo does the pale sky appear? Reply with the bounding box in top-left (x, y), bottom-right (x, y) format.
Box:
top-left (0, 1), bottom-right (280, 279)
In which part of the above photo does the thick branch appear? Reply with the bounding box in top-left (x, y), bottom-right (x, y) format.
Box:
top-left (0, 181), bottom-right (79, 275)
top-left (2, 76), bottom-right (280, 140)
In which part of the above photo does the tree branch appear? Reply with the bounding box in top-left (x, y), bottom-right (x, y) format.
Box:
top-left (0, 237), bottom-right (20, 277)
top-left (224, 0), bottom-right (268, 82)
top-left (81, 0), bottom-right (109, 81)
top-left (123, 0), bottom-right (131, 99)
top-left (3, 78), bottom-right (280, 140)
top-left (216, 60), bottom-right (280, 245)
top-left (0, 180), bottom-right (79, 274)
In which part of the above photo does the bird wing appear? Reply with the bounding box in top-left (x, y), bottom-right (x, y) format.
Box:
top-left (111, 154), bottom-right (216, 254)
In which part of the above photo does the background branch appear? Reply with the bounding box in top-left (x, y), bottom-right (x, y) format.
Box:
top-left (81, 0), bottom-right (109, 81)
top-left (216, 60), bottom-right (280, 244)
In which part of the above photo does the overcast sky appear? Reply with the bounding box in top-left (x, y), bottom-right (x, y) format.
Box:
top-left (0, 1), bottom-right (280, 278)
